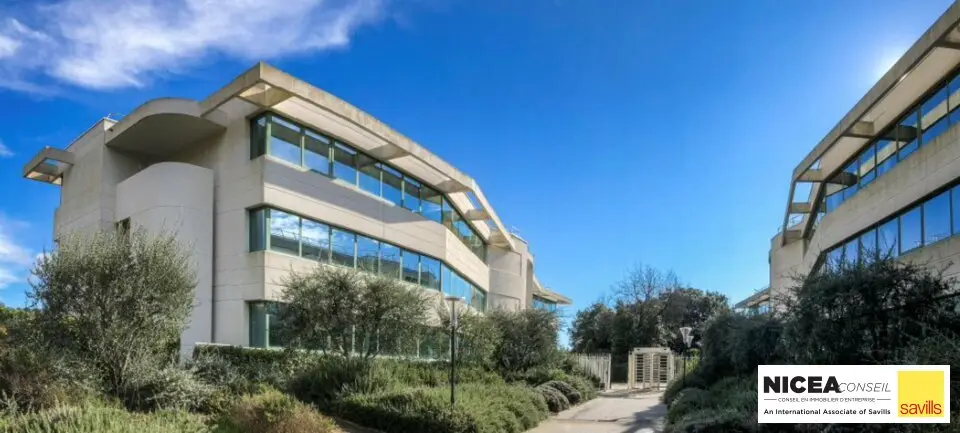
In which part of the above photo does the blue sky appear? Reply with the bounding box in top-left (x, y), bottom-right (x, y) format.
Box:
top-left (0, 0), bottom-right (953, 312)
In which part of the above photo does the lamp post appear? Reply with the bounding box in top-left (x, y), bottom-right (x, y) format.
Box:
top-left (445, 295), bottom-right (464, 406)
top-left (679, 326), bottom-right (693, 387)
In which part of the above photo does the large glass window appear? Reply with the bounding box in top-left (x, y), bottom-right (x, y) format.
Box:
top-left (827, 248), bottom-right (842, 270)
top-left (249, 301), bottom-right (285, 348)
top-left (897, 110), bottom-right (920, 160)
top-left (420, 256), bottom-right (441, 291)
top-left (825, 192), bottom-right (844, 213)
top-left (269, 210), bottom-right (300, 256)
top-left (421, 186), bottom-right (442, 223)
top-left (924, 191), bottom-right (951, 246)
top-left (249, 208), bottom-right (267, 252)
top-left (900, 206), bottom-right (922, 254)
top-left (858, 145), bottom-right (876, 187)
top-left (301, 219), bottom-right (330, 261)
top-left (358, 156), bottom-right (381, 197)
top-left (357, 235), bottom-right (380, 273)
top-left (333, 143), bottom-right (358, 185)
top-left (922, 86), bottom-right (950, 145)
top-left (878, 218), bottom-right (899, 258)
top-left (268, 117), bottom-right (302, 166)
top-left (843, 162), bottom-right (859, 199)
top-left (380, 242), bottom-right (402, 279)
top-left (950, 74), bottom-right (960, 125)
top-left (876, 139), bottom-right (897, 177)
top-left (251, 116), bottom-right (267, 158)
top-left (304, 130), bottom-right (331, 175)
top-left (953, 186), bottom-right (960, 236)
top-left (402, 250), bottom-right (420, 284)
top-left (859, 228), bottom-right (877, 263)
top-left (471, 287), bottom-right (487, 312)
top-left (441, 265), bottom-right (454, 297)
top-left (331, 228), bottom-right (356, 267)
top-left (843, 238), bottom-right (859, 267)
top-left (403, 177), bottom-right (421, 213)
top-left (382, 165), bottom-right (403, 207)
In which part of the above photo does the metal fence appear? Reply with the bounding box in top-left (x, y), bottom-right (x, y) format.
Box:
top-left (570, 353), bottom-right (612, 390)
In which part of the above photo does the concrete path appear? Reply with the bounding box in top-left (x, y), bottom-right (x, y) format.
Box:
top-left (527, 389), bottom-right (667, 433)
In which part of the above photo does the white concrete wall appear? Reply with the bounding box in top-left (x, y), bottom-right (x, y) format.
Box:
top-left (115, 162), bottom-right (215, 356)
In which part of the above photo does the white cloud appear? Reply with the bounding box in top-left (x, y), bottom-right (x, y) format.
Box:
top-left (0, 140), bottom-right (12, 158)
top-left (0, 0), bottom-right (385, 92)
top-left (0, 216), bottom-right (34, 289)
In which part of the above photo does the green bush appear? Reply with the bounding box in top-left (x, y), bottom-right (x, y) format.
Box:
top-left (663, 367), bottom-right (708, 407)
top-left (565, 375), bottom-right (597, 402)
top-left (536, 385), bottom-right (569, 413)
top-left (192, 345), bottom-right (312, 389)
top-left (116, 367), bottom-right (217, 413)
top-left (337, 384), bottom-right (548, 433)
top-left (506, 367), bottom-right (569, 386)
top-left (288, 357), bottom-right (396, 409)
top-left (1, 403), bottom-right (211, 433)
top-left (542, 380), bottom-right (581, 406)
top-left (216, 389), bottom-right (341, 433)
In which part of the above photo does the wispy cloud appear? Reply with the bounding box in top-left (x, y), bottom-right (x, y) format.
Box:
top-left (0, 0), bottom-right (385, 92)
top-left (0, 140), bottom-right (13, 158)
top-left (0, 215), bottom-right (34, 289)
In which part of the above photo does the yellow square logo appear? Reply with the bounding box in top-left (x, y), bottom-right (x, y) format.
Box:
top-left (898, 371), bottom-right (945, 418)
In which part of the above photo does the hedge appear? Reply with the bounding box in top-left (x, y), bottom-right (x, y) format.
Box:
top-left (536, 385), bottom-right (570, 413)
top-left (0, 404), bottom-right (211, 433)
top-left (216, 389), bottom-right (342, 433)
top-left (541, 380), bottom-right (581, 406)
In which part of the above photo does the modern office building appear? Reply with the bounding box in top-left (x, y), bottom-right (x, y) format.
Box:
top-left (747, 1), bottom-right (960, 309)
top-left (23, 62), bottom-right (570, 354)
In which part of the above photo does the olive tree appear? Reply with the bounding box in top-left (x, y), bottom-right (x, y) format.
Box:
top-left (28, 229), bottom-right (196, 394)
top-left (278, 266), bottom-right (430, 359)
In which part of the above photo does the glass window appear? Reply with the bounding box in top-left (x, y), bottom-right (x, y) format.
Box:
top-left (950, 74), bottom-right (960, 125)
top-left (827, 248), bottom-right (842, 270)
top-left (358, 155), bottom-right (382, 197)
top-left (333, 142), bottom-right (358, 185)
top-left (251, 116), bottom-right (267, 159)
top-left (304, 130), bottom-right (331, 175)
top-left (269, 209), bottom-right (300, 256)
top-left (900, 206), bottom-right (922, 254)
top-left (878, 218), bottom-right (899, 258)
top-left (380, 242), bottom-right (402, 279)
top-left (357, 235), bottom-right (380, 273)
top-left (875, 139), bottom-right (897, 177)
top-left (382, 165), bottom-right (403, 207)
top-left (859, 145), bottom-right (876, 187)
top-left (402, 250), bottom-right (420, 284)
top-left (924, 191), bottom-right (951, 246)
top-left (843, 162), bottom-right (859, 199)
top-left (249, 302), bottom-right (268, 348)
top-left (249, 208), bottom-right (267, 252)
top-left (301, 219), bottom-right (330, 262)
top-left (471, 287), bottom-right (487, 312)
top-left (825, 192), bottom-right (844, 213)
top-left (897, 110), bottom-right (920, 160)
top-left (331, 228), bottom-right (356, 267)
top-left (403, 177), bottom-right (421, 213)
top-left (419, 256), bottom-right (441, 291)
top-left (421, 186), bottom-right (442, 223)
top-left (843, 238), bottom-right (859, 267)
top-left (442, 198), bottom-right (456, 230)
top-left (921, 85), bottom-right (950, 144)
top-left (859, 228), bottom-right (877, 262)
top-left (953, 186), bottom-right (960, 236)
top-left (268, 116), bottom-right (303, 166)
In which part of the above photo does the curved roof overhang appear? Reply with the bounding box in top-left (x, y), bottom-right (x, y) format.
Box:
top-left (781, 2), bottom-right (960, 246)
top-left (103, 98), bottom-right (227, 157)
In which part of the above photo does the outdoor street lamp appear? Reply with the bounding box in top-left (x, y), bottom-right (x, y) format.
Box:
top-left (679, 326), bottom-right (693, 387)
top-left (445, 295), bottom-right (464, 406)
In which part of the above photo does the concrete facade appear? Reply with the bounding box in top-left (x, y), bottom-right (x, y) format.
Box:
top-left (24, 63), bottom-right (571, 354)
top-left (750, 2), bottom-right (960, 308)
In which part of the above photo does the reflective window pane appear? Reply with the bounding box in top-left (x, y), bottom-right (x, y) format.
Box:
top-left (421, 186), bottom-right (442, 223)
top-left (471, 287), bottom-right (486, 312)
top-left (921, 86), bottom-right (949, 143)
top-left (859, 146), bottom-right (876, 187)
top-left (950, 73), bottom-right (960, 125)
top-left (331, 228), bottom-right (356, 267)
top-left (304, 130), bottom-right (331, 175)
top-left (382, 165), bottom-right (403, 207)
top-left (420, 256), bottom-right (441, 291)
top-left (923, 117), bottom-right (950, 146)
top-left (249, 208), bottom-right (267, 252)
top-left (953, 187), bottom-right (960, 236)
top-left (358, 156), bottom-right (381, 197)
top-left (333, 143), bottom-right (358, 185)
top-left (403, 177), bottom-right (421, 213)
top-left (878, 218), bottom-right (899, 258)
top-left (251, 116), bottom-right (267, 158)
top-left (900, 206), bottom-right (922, 254)
top-left (859, 228), bottom-right (877, 262)
top-left (442, 198), bottom-right (456, 231)
top-left (843, 162), bottom-right (859, 199)
top-left (269, 210), bottom-right (300, 256)
top-left (876, 139), bottom-right (897, 177)
top-left (380, 242), bottom-right (402, 279)
top-left (268, 117), bottom-right (302, 166)
top-left (843, 238), bottom-right (858, 267)
top-left (827, 248), bottom-right (842, 271)
top-left (825, 192), bottom-right (844, 213)
top-left (441, 265), bottom-right (454, 296)
top-left (897, 111), bottom-right (920, 160)
top-left (402, 250), bottom-right (420, 284)
top-left (357, 235), bottom-right (380, 273)
top-left (301, 219), bottom-right (330, 262)
top-left (924, 191), bottom-right (951, 246)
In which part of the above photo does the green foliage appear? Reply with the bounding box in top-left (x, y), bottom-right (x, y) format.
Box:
top-left (1, 403), bottom-right (212, 433)
top-left (664, 375), bottom-right (756, 433)
top-left (436, 304), bottom-right (503, 369)
top-left (337, 384), bottom-right (548, 433)
top-left (697, 312), bottom-right (782, 382)
top-left (565, 375), bottom-right (598, 402)
top-left (117, 367), bottom-right (218, 413)
top-left (191, 345), bottom-right (311, 390)
top-left (489, 309), bottom-right (562, 374)
top-left (541, 380), bottom-right (581, 406)
top-left (216, 389), bottom-right (341, 433)
top-left (536, 384), bottom-right (569, 413)
top-left (277, 267), bottom-right (430, 359)
top-left (29, 229), bottom-right (196, 394)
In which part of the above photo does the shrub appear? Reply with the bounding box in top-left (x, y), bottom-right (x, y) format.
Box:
top-left (117, 367), bottom-right (217, 413)
top-left (542, 380), bottom-right (581, 406)
top-left (565, 375), bottom-right (597, 402)
top-left (489, 309), bottom-right (563, 375)
top-left (192, 345), bottom-right (312, 390)
top-left (536, 385), bottom-right (569, 413)
top-left (506, 367), bottom-right (569, 386)
top-left (2, 403), bottom-right (211, 433)
top-left (288, 357), bottom-right (395, 409)
top-left (217, 389), bottom-right (341, 433)
top-left (663, 367), bottom-right (708, 407)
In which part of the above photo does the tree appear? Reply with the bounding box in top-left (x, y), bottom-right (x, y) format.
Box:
top-left (569, 302), bottom-right (615, 353)
top-left (489, 308), bottom-right (562, 374)
top-left (278, 266), bottom-right (430, 359)
top-left (29, 229), bottom-right (196, 394)
top-left (658, 288), bottom-right (729, 353)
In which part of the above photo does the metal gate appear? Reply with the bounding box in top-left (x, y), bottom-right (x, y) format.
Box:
top-left (627, 347), bottom-right (676, 390)
top-left (570, 353), bottom-right (611, 390)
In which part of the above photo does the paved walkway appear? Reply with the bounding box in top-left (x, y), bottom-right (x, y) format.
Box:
top-left (527, 389), bottom-right (667, 433)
